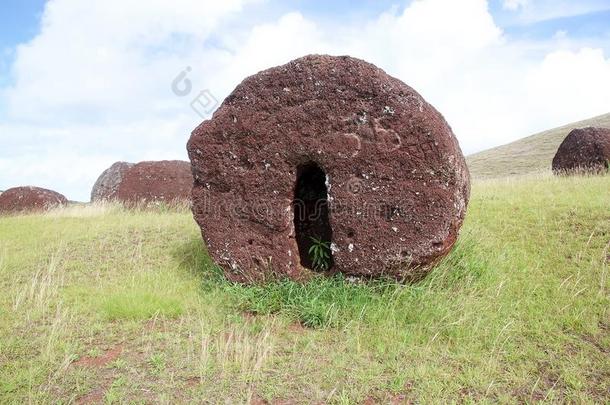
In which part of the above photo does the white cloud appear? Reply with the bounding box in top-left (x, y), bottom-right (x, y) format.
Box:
top-left (1, 0), bottom-right (610, 200)
top-left (4, 0), bottom-right (258, 124)
top-left (347, 0), bottom-right (502, 86)
top-left (525, 48), bottom-right (610, 123)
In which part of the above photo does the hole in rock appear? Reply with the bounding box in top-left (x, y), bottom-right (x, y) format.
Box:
top-left (293, 162), bottom-right (334, 271)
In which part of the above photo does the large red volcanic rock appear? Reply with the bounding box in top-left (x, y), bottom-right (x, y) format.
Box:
top-left (552, 127), bottom-right (610, 174)
top-left (0, 186), bottom-right (68, 213)
top-left (114, 160), bottom-right (193, 205)
top-left (187, 55), bottom-right (470, 283)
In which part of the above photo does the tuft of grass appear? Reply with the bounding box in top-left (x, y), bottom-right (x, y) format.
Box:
top-left (148, 353), bottom-right (166, 373)
top-left (222, 234), bottom-right (489, 329)
top-left (100, 291), bottom-right (183, 321)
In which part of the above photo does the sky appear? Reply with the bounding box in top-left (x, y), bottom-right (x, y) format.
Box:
top-left (0, 0), bottom-right (609, 201)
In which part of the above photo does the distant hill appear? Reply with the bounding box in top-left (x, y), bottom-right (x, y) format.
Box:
top-left (467, 113), bottom-right (610, 179)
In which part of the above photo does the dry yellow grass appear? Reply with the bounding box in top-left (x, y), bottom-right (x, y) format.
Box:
top-left (1, 174), bottom-right (609, 403)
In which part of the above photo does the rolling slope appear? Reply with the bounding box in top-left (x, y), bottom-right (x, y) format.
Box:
top-left (467, 113), bottom-right (610, 178)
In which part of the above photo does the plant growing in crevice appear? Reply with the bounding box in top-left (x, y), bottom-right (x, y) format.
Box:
top-left (308, 236), bottom-right (331, 271)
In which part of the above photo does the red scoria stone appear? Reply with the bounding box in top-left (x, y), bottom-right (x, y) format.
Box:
top-left (552, 127), bottom-right (610, 175)
top-left (0, 186), bottom-right (68, 213)
top-left (187, 54), bottom-right (470, 283)
top-left (114, 160), bottom-right (193, 205)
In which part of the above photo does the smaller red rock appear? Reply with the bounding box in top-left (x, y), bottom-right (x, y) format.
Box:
top-left (114, 160), bottom-right (193, 205)
top-left (0, 186), bottom-right (68, 213)
top-left (552, 127), bottom-right (610, 174)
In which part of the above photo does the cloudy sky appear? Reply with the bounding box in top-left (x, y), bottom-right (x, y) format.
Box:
top-left (1, 0), bottom-right (609, 201)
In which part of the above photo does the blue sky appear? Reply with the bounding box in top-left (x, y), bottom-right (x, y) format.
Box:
top-left (2, 0), bottom-right (609, 88)
top-left (2, 0), bottom-right (609, 75)
top-left (0, 1), bottom-right (45, 85)
top-left (0, 0), bottom-right (45, 50)
top-left (1, 0), bottom-right (609, 200)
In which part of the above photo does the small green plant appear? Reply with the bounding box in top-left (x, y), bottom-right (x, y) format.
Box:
top-left (308, 236), bottom-right (331, 271)
top-left (149, 353), bottom-right (166, 373)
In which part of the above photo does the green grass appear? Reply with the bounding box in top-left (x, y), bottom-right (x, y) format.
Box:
top-left (100, 290), bottom-right (184, 321)
top-left (0, 175), bottom-right (608, 403)
top-left (467, 113), bottom-right (610, 179)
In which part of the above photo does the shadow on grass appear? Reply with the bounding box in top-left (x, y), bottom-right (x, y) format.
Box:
top-left (171, 232), bottom-right (492, 329)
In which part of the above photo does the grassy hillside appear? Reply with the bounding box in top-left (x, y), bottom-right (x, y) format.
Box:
top-left (467, 113), bottom-right (610, 178)
top-left (1, 175), bottom-right (609, 403)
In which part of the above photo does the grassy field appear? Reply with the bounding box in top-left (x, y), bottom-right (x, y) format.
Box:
top-left (467, 113), bottom-right (610, 179)
top-left (0, 174), bottom-right (609, 403)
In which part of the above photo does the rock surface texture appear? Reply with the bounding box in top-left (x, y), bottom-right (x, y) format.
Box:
top-left (187, 55), bottom-right (470, 283)
top-left (90, 161), bottom-right (134, 202)
top-left (0, 186), bottom-right (68, 213)
top-left (552, 127), bottom-right (610, 174)
top-left (114, 160), bottom-right (193, 205)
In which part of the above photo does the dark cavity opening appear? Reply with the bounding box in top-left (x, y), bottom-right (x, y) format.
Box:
top-left (293, 162), bottom-right (334, 271)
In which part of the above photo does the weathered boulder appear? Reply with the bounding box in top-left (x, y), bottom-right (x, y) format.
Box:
top-left (187, 55), bottom-right (470, 283)
top-left (0, 186), bottom-right (68, 213)
top-left (552, 127), bottom-right (610, 174)
top-left (114, 160), bottom-right (193, 205)
top-left (90, 161), bottom-right (134, 202)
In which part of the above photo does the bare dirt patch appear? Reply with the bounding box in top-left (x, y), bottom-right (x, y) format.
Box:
top-left (73, 345), bottom-right (123, 368)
